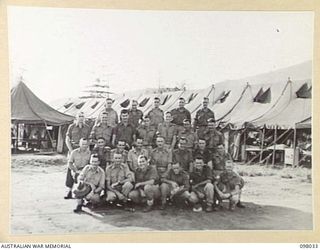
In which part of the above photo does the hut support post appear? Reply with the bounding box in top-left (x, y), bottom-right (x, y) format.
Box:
top-left (243, 129), bottom-right (247, 162)
top-left (259, 127), bottom-right (266, 164)
top-left (272, 126), bottom-right (278, 167)
top-left (293, 127), bottom-right (297, 167)
top-left (57, 126), bottom-right (64, 153)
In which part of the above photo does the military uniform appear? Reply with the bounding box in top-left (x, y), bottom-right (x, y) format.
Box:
top-left (172, 148), bottom-right (193, 172)
top-left (216, 169), bottom-right (245, 209)
top-left (110, 148), bottom-right (129, 164)
top-left (128, 165), bottom-right (161, 204)
top-left (112, 122), bottom-right (136, 147)
top-left (211, 151), bottom-right (232, 177)
top-left (157, 122), bottom-right (178, 148)
top-left (77, 164), bottom-right (105, 204)
top-left (149, 147), bottom-right (172, 177)
top-left (160, 169), bottom-right (190, 204)
top-left (204, 128), bottom-right (224, 153)
top-left (128, 109), bottom-right (144, 128)
top-left (105, 163), bottom-right (134, 201)
top-left (170, 107), bottom-right (191, 132)
top-left (127, 147), bottom-right (149, 172)
top-left (99, 108), bottom-right (118, 128)
top-left (194, 108), bottom-right (215, 137)
top-left (146, 107), bottom-right (164, 127)
top-left (65, 147), bottom-right (91, 189)
top-left (193, 147), bottom-right (211, 165)
top-left (90, 123), bottom-right (113, 146)
top-left (66, 123), bottom-right (91, 149)
top-left (137, 124), bottom-right (157, 149)
top-left (91, 146), bottom-right (112, 170)
top-left (189, 165), bottom-right (214, 206)
top-left (177, 129), bottom-right (198, 149)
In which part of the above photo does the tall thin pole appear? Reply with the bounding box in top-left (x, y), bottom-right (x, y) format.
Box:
top-left (243, 129), bottom-right (247, 162)
top-left (15, 123), bottom-right (19, 152)
top-left (259, 127), bottom-right (266, 164)
top-left (272, 126), bottom-right (278, 167)
top-left (293, 127), bottom-right (297, 167)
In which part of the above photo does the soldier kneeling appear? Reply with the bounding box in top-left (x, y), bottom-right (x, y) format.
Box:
top-left (188, 156), bottom-right (214, 212)
top-left (213, 160), bottom-right (245, 211)
top-left (73, 154), bottom-right (105, 213)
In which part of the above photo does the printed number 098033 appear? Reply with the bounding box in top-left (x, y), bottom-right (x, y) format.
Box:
top-left (300, 244), bottom-right (318, 248)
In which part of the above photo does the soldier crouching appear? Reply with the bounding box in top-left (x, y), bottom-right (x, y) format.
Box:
top-left (128, 155), bottom-right (161, 212)
top-left (188, 156), bottom-right (214, 212)
top-left (73, 154), bottom-right (105, 213)
top-left (213, 160), bottom-right (245, 211)
top-left (105, 152), bottom-right (135, 211)
top-left (159, 162), bottom-right (190, 210)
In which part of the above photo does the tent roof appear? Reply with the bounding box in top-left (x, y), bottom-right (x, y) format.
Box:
top-left (296, 117), bottom-right (311, 129)
top-left (11, 81), bottom-right (74, 125)
top-left (251, 79), bottom-right (311, 129)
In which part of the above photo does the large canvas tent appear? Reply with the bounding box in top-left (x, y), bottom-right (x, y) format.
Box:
top-left (49, 61), bottom-right (312, 164)
top-left (11, 81), bottom-right (74, 152)
top-left (11, 81), bottom-right (74, 125)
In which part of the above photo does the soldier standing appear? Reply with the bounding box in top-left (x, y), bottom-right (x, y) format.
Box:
top-left (172, 137), bottom-right (194, 173)
top-left (128, 100), bottom-right (144, 128)
top-left (65, 111), bottom-right (90, 152)
top-left (146, 97), bottom-right (164, 127)
top-left (112, 109), bottom-right (137, 148)
top-left (90, 111), bottom-right (113, 147)
top-left (193, 138), bottom-right (212, 167)
top-left (204, 118), bottom-right (224, 154)
top-left (137, 116), bottom-right (157, 153)
top-left (193, 97), bottom-right (215, 138)
top-left (177, 119), bottom-right (198, 150)
top-left (157, 111), bottom-right (178, 150)
top-left (170, 97), bottom-right (191, 134)
top-left (98, 97), bottom-right (118, 128)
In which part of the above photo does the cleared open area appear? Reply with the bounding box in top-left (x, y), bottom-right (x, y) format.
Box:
top-left (11, 154), bottom-right (313, 234)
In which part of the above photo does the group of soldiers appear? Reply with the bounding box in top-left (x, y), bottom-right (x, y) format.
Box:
top-left (64, 96), bottom-right (245, 213)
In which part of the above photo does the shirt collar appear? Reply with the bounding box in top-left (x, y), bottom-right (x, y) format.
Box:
top-left (111, 163), bottom-right (124, 170)
top-left (75, 122), bottom-right (85, 128)
top-left (132, 147), bottom-right (142, 154)
top-left (88, 165), bottom-right (100, 173)
top-left (97, 122), bottom-right (109, 127)
top-left (120, 122), bottom-right (130, 127)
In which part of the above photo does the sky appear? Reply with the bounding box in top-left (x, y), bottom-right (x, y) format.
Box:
top-left (7, 7), bottom-right (314, 103)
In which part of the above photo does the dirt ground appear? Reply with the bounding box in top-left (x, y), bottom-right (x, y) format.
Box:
top-left (11, 154), bottom-right (313, 234)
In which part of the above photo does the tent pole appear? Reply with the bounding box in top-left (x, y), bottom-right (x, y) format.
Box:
top-left (272, 126), bottom-right (278, 167)
top-left (243, 128), bottom-right (247, 162)
top-left (57, 125), bottom-right (64, 153)
top-left (293, 127), bottom-right (297, 167)
top-left (259, 127), bottom-right (266, 164)
top-left (15, 123), bottom-right (19, 152)
top-left (43, 121), bottom-right (54, 150)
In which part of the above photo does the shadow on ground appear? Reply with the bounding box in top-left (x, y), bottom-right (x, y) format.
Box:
top-left (73, 201), bottom-right (313, 231)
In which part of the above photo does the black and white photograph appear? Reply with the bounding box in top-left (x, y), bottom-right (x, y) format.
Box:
top-left (8, 6), bottom-right (313, 234)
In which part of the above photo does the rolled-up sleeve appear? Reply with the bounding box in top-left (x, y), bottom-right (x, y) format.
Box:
top-left (68, 150), bottom-right (75, 165)
top-left (78, 165), bottom-right (89, 182)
